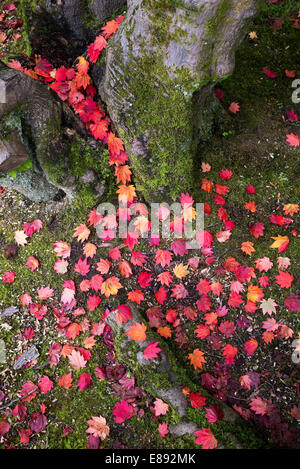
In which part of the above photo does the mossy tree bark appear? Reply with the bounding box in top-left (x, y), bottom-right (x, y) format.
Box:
top-left (42, 0), bottom-right (127, 42)
top-left (0, 63), bottom-right (105, 202)
top-left (100, 0), bottom-right (263, 201)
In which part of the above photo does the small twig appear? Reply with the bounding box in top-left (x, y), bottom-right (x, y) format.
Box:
top-left (0, 388), bottom-right (38, 411)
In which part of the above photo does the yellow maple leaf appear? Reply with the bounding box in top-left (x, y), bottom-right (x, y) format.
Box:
top-left (134, 215), bottom-right (149, 233)
top-left (182, 205), bottom-right (196, 221)
top-left (173, 263), bottom-right (189, 279)
top-left (77, 56), bottom-right (89, 74)
top-left (116, 184), bottom-right (137, 204)
top-left (283, 204), bottom-right (299, 216)
top-left (270, 235), bottom-right (289, 251)
top-left (249, 31), bottom-right (258, 39)
top-left (101, 276), bottom-right (123, 298)
top-left (247, 285), bottom-right (264, 303)
top-left (83, 243), bottom-right (97, 258)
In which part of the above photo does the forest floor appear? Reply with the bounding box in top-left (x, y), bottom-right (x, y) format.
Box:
top-left (0, 0), bottom-right (300, 450)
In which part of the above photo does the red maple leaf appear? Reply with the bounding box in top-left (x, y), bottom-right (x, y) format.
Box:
top-left (286, 133), bottom-right (300, 147)
top-left (284, 294), bottom-right (300, 312)
top-left (244, 338), bottom-right (258, 356)
top-left (155, 287), bottom-right (167, 305)
top-left (76, 373), bottom-right (92, 391)
top-left (250, 397), bottom-right (268, 416)
top-left (275, 270), bottom-right (294, 288)
top-left (87, 295), bottom-right (102, 311)
top-left (223, 344), bottom-right (238, 365)
top-left (195, 428), bottom-right (217, 449)
top-left (74, 257), bottom-right (90, 276)
top-left (115, 304), bottom-right (132, 324)
top-left (112, 400), bottom-right (134, 423)
top-left (38, 376), bottom-right (54, 394)
top-left (189, 392), bottom-right (206, 409)
top-left (228, 102), bottom-right (240, 114)
top-left (143, 342), bottom-right (162, 360)
top-left (250, 222), bottom-right (264, 238)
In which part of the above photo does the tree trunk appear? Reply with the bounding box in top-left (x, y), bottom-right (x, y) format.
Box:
top-left (99, 0), bottom-right (263, 201)
top-left (42, 0), bottom-right (126, 42)
top-left (0, 63), bottom-right (104, 202)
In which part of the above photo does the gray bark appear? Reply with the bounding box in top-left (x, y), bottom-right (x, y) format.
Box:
top-left (0, 63), bottom-right (69, 200)
top-left (13, 346), bottom-right (40, 370)
top-left (0, 63), bottom-right (105, 202)
top-left (43, 0), bottom-right (126, 40)
top-left (0, 306), bottom-right (18, 318)
top-left (0, 133), bottom-right (29, 173)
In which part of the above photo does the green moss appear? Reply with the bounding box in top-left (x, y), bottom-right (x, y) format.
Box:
top-left (187, 408), bottom-right (269, 449)
top-left (82, 0), bottom-right (127, 31)
top-left (113, 328), bottom-right (173, 394)
top-left (0, 107), bottom-right (26, 141)
top-left (19, 0), bottom-right (38, 56)
top-left (109, 51), bottom-right (209, 201)
top-left (0, 106), bottom-right (36, 176)
top-left (205, 0), bottom-right (232, 35)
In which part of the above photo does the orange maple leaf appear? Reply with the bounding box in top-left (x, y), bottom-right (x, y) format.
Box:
top-left (126, 323), bottom-right (147, 343)
top-left (101, 20), bottom-right (120, 39)
top-left (188, 349), bottom-right (206, 370)
top-left (118, 260), bottom-right (133, 278)
top-left (101, 276), bottom-right (123, 298)
top-left (157, 326), bottom-right (172, 339)
top-left (73, 224), bottom-right (90, 243)
top-left (66, 322), bottom-right (82, 340)
top-left (116, 184), bottom-right (136, 204)
top-left (128, 290), bottom-right (145, 304)
top-left (77, 56), bottom-right (89, 74)
top-left (201, 179), bottom-right (213, 192)
top-left (108, 132), bottom-right (124, 155)
top-left (75, 71), bottom-right (91, 89)
top-left (247, 285), bottom-right (264, 303)
top-left (283, 204), bottom-right (299, 216)
top-left (241, 241), bottom-right (255, 256)
top-left (58, 373), bottom-right (73, 389)
top-left (244, 201), bottom-right (257, 212)
top-left (115, 165), bottom-right (132, 184)
top-left (83, 243), bottom-right (97, 258)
